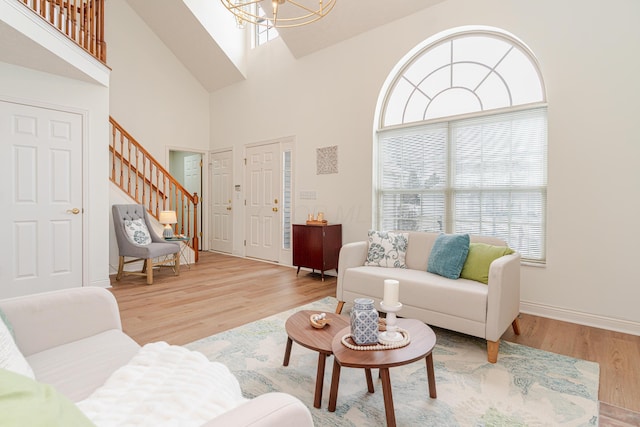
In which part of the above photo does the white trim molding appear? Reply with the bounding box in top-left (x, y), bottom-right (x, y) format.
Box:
top-left (520, 300), bottom-right (640, 337)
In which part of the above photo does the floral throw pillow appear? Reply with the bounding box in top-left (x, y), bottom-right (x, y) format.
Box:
top-left (124, 218), bottom-right (152, 246)
top-left (365, 230), bottom-right (409, 268)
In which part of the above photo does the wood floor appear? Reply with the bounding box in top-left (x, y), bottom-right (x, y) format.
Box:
top-left (109, 250), bottom-right (640, 421)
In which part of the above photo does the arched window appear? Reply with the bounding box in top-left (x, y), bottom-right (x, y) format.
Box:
top-left (375, 28), bottom-right (547, 262)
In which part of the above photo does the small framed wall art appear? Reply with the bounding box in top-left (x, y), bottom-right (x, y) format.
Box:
top-left (316, 145), bottom-right (338, 175)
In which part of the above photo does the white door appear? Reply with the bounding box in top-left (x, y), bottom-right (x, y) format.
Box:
top-left (184, 153), bottom-right (202, 249)
top-left (210, 150), bottom-right (233, 253)
top-left (245, 143), bottom-right (280, 262)
top-left (0, 101), bottom-right (83, 298)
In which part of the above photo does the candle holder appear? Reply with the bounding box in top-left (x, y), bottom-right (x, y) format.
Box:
top-left (379, 301), bottom-right (404, 345)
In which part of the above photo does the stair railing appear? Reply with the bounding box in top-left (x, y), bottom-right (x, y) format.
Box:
top-left (19, 0), bottom-right (106, 63)
top-left (109, 117), bottom-right (199, 262)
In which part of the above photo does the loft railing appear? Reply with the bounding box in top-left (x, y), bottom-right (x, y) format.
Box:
top-left (109, 117), bottom-right (199, 262)
top-left (20, 0), bottom-right (106, 63)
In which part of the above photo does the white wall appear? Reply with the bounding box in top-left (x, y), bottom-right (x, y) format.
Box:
top-left (106, 0), bottom-right (210, 163)
top-left (209, 0), bottom-right (640, 333)
top-left (0, 61), bottom-right (110, 289)
top-left (105, 0), bottom-right (211, 262)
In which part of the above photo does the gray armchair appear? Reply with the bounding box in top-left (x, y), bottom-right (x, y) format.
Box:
top-left (112, 204), bottom-right (180, 285)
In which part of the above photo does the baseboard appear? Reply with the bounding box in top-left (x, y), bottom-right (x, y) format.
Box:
top-left (520, 301), bottom-right (640, 336)
top-left (88, 279), bottom-right (111, 289)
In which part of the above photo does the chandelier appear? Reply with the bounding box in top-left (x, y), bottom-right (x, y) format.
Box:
top-left (220, 0), bottom-right (337, 29)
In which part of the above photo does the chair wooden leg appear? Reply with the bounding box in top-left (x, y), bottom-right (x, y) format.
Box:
top-left (487, 340), bottom-right (500, 363)
top-left (512, 317), bottom-right (521, 335)
top-left (116, 256), bottom-right (124, 280)
top-left (146, 258), bottom-right (153, 285)
top-left (174, 253), bottom-right (180, 276)
top-left (335, 300), bottom-right (345, 314)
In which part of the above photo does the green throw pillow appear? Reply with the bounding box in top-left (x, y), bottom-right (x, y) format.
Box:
top-left (0, 368), bottom-right (95, 427)
top-left (427, 233), bottom-right (470, 279)
top-left (460, 242), bottom-right (514, 284)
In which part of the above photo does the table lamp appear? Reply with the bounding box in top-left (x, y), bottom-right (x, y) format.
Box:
top-left (158, 210), bottom-right (177, 238)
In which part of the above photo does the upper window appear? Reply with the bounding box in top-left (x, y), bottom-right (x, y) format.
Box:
top-left (376, 28), bottom-right (547, 262)
top-left (254, 5), bottom-right (279, 47)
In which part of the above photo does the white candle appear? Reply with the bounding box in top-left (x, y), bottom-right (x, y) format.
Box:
top-left (383, 279), bottom-right (399, 306)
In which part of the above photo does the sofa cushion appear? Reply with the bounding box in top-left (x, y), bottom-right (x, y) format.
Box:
top-left (404, 232), bottom-right (438, 271)
top-left (0, 314), bottom-right (34, 379)
top-left (27, 329), bottom-right (140, 402)
top-left (461, 242), bottom-right (514, 284)
top-left (364, 230), bottom-right (408, 268)
top-left (343, 266), bottom-right (488, 323)
top-left (427, 233), bottom-right (470, 279)
top-left (0, 368), bottom-right (95, 427)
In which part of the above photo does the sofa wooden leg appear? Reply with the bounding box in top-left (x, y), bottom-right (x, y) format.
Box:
top-left (487, 340), bottom-right (499, 363)
top-left (146, 259), bottom-right (153, 285)
top-left (335, 300), bottom-right (345, 314)
top-left (174, 253), bottom-right (180, 276)
top-left (116, 256), bottom-right (124, 280)
top-left (512, 317), bottom-right (521, 335)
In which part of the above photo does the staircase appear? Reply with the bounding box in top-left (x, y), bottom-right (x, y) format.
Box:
top-left (17, 0), bottom-right (200, 262)
top-left (109, 117), bottom-right (200, 262)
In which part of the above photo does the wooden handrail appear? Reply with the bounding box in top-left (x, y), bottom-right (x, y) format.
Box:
top-left (109, 147), bottom-right (166, 198)
top-left (20, 0), bottom-right (106, 63)
top-left (109, 117), bottom-right (199, 262)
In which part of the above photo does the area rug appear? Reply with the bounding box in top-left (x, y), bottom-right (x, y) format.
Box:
top-left (186, 297), bottom-right (599, 426)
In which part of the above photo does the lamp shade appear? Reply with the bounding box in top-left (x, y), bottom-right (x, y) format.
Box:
top-left (158, 210), bottom-right (177, 225)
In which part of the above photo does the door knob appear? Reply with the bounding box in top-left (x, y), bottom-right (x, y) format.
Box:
top-left (272, 207), bottom-right (278, 212)
top-left (67, 208), bottom-right (80, 214)
top-left (226, 207), bottom-right (232, 211)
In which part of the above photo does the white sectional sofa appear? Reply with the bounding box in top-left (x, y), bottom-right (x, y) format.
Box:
top-left (0, 287), bottom-right (313, 427)
top-left (336, 231), bottom-right (521, 363)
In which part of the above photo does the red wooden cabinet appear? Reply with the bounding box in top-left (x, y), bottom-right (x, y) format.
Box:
top-left (292, 224), bottom-right (342, 281)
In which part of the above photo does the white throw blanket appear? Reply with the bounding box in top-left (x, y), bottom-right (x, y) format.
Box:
top-left (77, 342), bottom-right (249, 427)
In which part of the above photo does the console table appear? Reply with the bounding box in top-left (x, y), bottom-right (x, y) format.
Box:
top-left (292, 224), bottom-right (342, 281)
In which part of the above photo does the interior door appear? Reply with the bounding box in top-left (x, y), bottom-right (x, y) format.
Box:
top-left (184, 153), bottom-right (202, 249)
top-left (0, 101), bottom-right (83, 298)
top-left (245, 143), bottom-right (280, 262)
top-left (210, 150), bottom-right (233, 253)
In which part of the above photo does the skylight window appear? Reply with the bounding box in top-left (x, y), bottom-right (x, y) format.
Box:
top-left (254, 5), bottom-right (279, 47)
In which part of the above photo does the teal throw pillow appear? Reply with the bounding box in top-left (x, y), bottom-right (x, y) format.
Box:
top-left (427, 233), bottom-right (470, 279)
top-left (460, 242), bottom-right (514, 284)
top-left (0, 368), bottom-right (95, 426)
top-left (364, 230), bottom-right (409, 268)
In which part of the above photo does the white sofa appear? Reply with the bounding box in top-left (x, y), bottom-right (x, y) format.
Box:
top-left (0, 287), bottom-right (313, 427)
top-left (336, 231), bottom-right (521, 363)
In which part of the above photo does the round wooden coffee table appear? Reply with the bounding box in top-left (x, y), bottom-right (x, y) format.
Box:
top-left (283, 310), bottom-right (350, 408)
top-left (328, 318), bottom-right (437, 427)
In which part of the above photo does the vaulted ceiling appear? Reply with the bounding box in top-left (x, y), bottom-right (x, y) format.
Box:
top-left (0, 1), bottom-right (444, 92)
top-left (126, 0), bottom-right (445, 92)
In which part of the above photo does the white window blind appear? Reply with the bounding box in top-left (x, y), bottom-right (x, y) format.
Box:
top-left (377, 108), bottom-right (547, 262)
